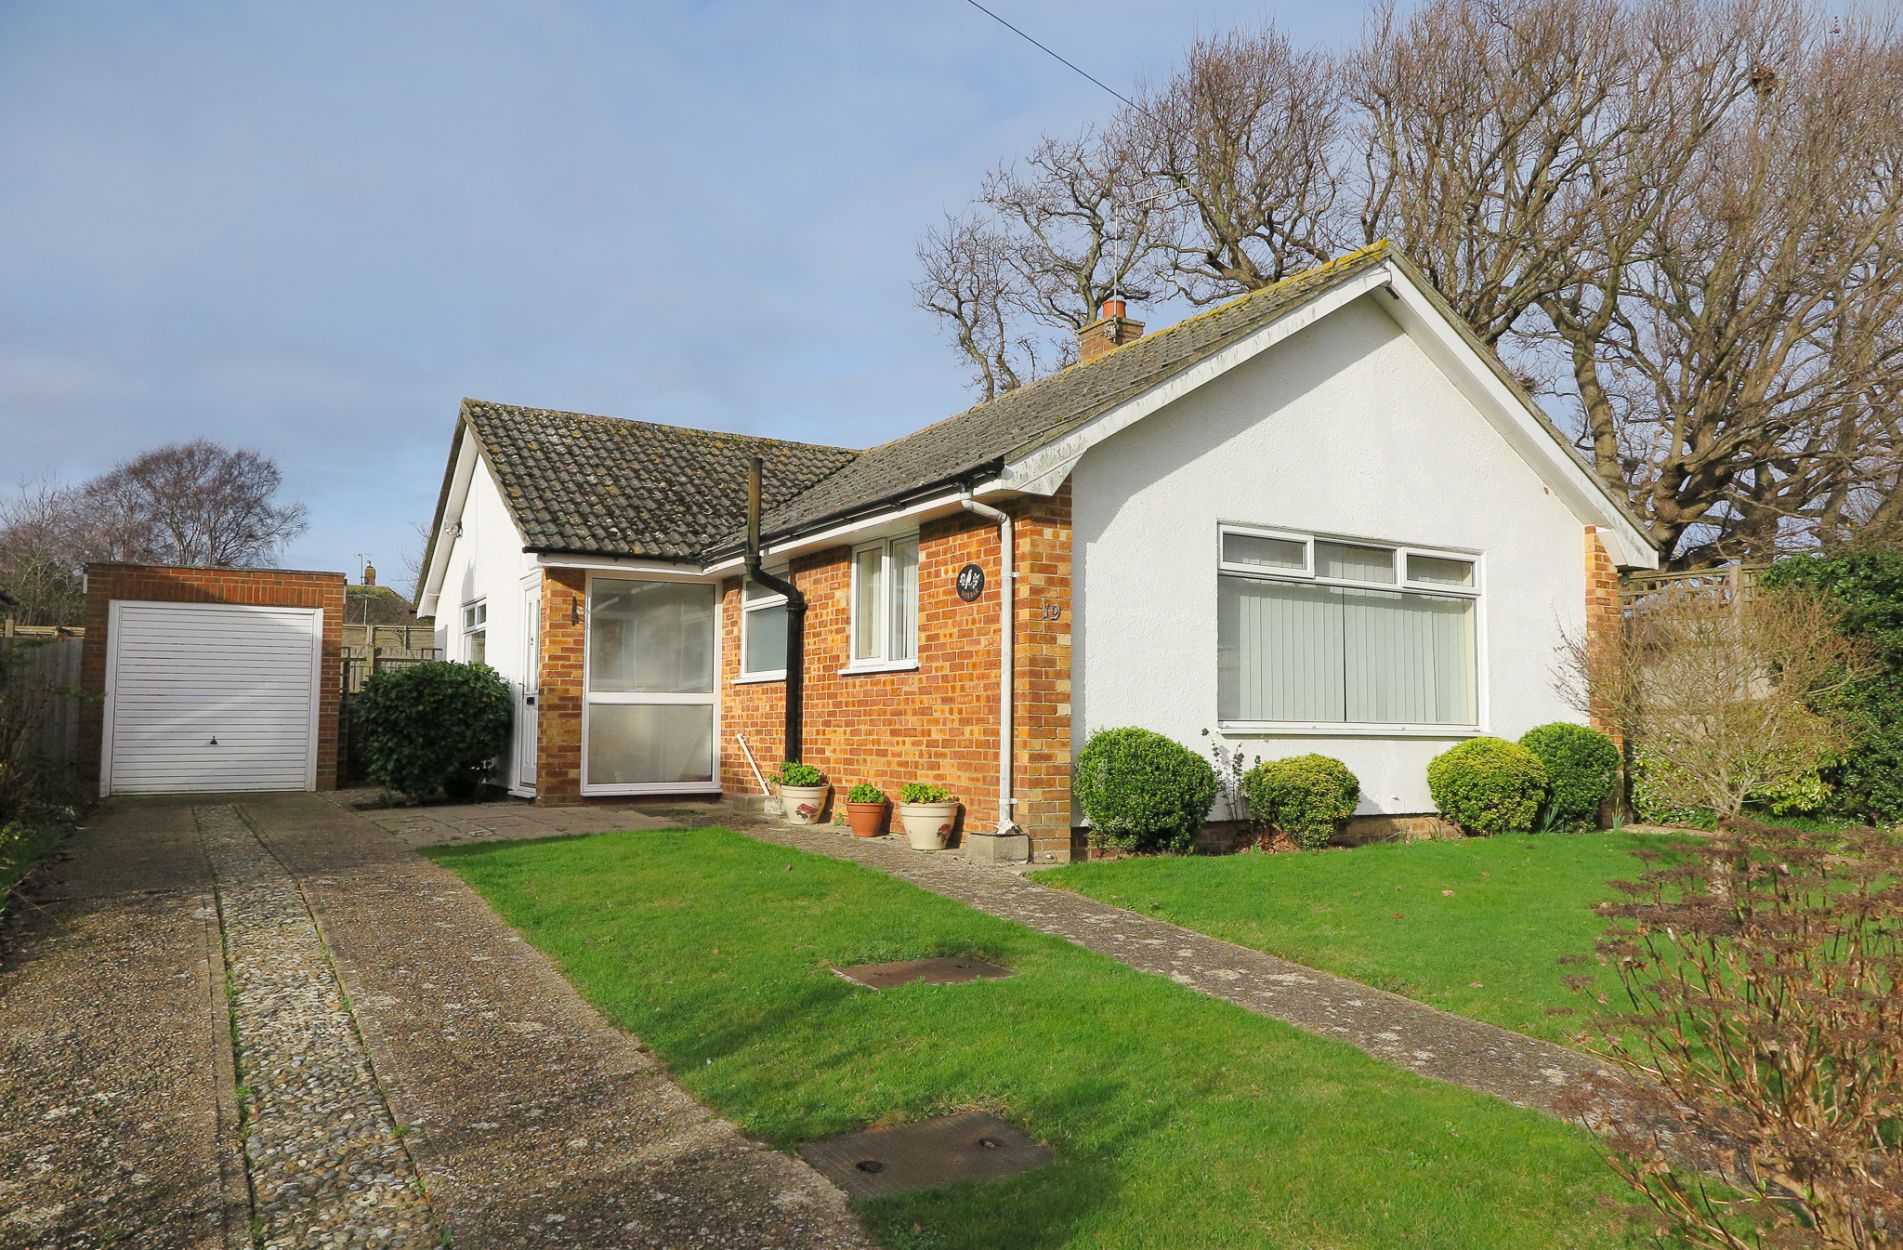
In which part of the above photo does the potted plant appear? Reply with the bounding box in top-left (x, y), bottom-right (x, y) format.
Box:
top-left (775, 761), bottom-right (829, 825)
top-left (844, 783), bottom-right (889, 837)
top-left (897, 782), bottom-right (957, 850)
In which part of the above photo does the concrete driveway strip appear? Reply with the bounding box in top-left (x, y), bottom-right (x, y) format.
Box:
top-left (236, 792), bottom-right (870, 1250)
top-left (0, 797), bottom-right (242, 1250)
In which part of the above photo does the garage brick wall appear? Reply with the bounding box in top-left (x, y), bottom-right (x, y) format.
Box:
top-left (79, 564), bottom-right (347, 794)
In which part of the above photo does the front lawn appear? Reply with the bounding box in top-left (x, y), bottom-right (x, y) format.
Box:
top-left (433, 827), bottom-right (1629, 1249)
top-left (1040, 832), bottom-right (1683, 1044)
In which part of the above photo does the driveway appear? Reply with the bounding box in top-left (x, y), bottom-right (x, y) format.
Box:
top-left (0, 792), bottom-right (870, 1250)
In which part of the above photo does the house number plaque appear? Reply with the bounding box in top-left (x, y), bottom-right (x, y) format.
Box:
top-left (956, 563), bottom-right (985, 602)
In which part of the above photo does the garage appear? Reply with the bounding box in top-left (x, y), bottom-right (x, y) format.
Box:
top-left (82, 564), bottom-right (345, 797)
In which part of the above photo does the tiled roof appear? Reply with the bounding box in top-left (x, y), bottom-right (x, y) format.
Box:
top-left (460, 400), bottom-right (858, 560)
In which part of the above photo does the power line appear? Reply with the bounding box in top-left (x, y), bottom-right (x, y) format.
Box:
top-left (957, 0), bottom-right (1155, 120)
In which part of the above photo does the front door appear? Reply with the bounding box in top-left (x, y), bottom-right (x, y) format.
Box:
top-left (516, 579), bottom-right (540, 790)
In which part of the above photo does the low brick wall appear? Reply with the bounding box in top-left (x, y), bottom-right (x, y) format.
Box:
top-left (79, 563), bottom-right (347, 794)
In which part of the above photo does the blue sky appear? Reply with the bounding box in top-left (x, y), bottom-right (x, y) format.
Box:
top-left (1, 1), bottom-right (1371, 586)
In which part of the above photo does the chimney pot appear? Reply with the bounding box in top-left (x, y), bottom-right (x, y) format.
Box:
top-left (1100, 297), bottom-right (1126, 321)
top-left (363, 562), bottom-right (377, 587)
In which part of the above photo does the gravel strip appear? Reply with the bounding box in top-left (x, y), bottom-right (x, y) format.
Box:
top-left (197, 804), bottom-right (435, 1250)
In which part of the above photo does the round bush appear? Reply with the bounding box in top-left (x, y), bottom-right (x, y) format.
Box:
top-left (1426, 737), bottom-right (1549, 836)
top-left (1241, 754), bottom-right (1360, 850)
top-left (1074, 727), bottom-right (1219, 854)
top-left (354, 660), bottom-right (513, 802)
top-left (1518, 722), bottom-right (1621, 832)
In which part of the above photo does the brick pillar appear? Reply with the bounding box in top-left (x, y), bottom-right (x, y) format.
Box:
top-left (1013, 484), bottom-right (1073, 862)
top-left (536, 567), bottom-right (587, 803)
top-left (1583, 526), bottom-right (1623, 741)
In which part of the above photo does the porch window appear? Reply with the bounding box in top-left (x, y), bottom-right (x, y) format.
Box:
top-left (461, 600), bottom-right (487, 665)
top-left (848, 534), bottom-right (919, 669)
top-left (739, 571), bottom-right (788, 680)
top-left (1217, 526), bottom-right (1480, 729)
top-left (585, 578), bottom-right (716, 789)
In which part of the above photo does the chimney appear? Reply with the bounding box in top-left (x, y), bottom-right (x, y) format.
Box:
top-left (1078, 297), bottom-right (1144, 364)
top-left (362, 562), bottom-right (377, 587)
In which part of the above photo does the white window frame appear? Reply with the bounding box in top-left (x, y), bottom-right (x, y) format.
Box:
top-left (579, 572), bottom-right (723, 797)
top-left (737, 570), bottom-right (789, 683)
top-left (844, 533), bottom-right (920, 674)
top-left (1216, 526), bottom-right (1487, 738)
top-left (460, 598), bottom-right (487, 664)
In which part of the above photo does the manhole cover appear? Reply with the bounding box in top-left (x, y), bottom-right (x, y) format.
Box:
top-left (799, 1113), bottom-right (1052, 1198)
top-left (831, 957), bottom-right (1013, 990)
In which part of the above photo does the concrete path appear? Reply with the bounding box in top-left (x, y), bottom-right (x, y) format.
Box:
top-left (1, 794), bottom-right (871, 1250)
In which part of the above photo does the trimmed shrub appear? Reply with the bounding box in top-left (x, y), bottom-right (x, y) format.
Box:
top-left (355, 660), bottom-right (512, 803)
top-left (1074, 727), bottom-right (1219, 854)
top-left (1241, 754), bottom-right (1360, 850)
top-left (1426, 737), bottom-right (1549, 836)
top-left (775, 761), bottom-right (826, 788)
top-left (1518, 722), bottom-right (1621, 832)
top-left (900, 781), bottom-right (950, 804)
top-left (846, 783), bottom-right (886, 804)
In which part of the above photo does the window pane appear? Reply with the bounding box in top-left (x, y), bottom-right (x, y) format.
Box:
top-left (586, 703), bottom-right (714, 785)
top-left (889, 537), bottom-right (919, 661)
top-left (1316, 541), bottom-right (1396, 583)
top-left (1340, 588), bottom-right (1476, 724)
top-left (466, 631), bottom-right (486, 665)
top-left (853, 546), bottom-right (883, 661)
top-left (1407, 553), bottom-right (1475, 587)
top-left (743, 602), bottom-right (788, 674)
top-left (1219, 577), bottom-right (1345, 721)
top-left (588, 579), bottom-right (714, 694)
top-left (1222, 531), bottom-right (1305, 571)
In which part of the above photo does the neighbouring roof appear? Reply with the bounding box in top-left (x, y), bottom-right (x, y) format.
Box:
top-left (460, 400), bottom-right (860, 560)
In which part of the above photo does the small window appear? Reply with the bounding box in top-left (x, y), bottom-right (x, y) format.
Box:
top-left (1406, 552), bottom-right (1476, 587)
top-left (740, 571), bottom-right (789, 679)
top-left (461, 600), bottom-right (487, 665)
top-left (850, 535), bottom-right (919, 668)
top-left (1315, 541), bottom-right (1396, 583)
top-left (1221, 530), bottom-right (1306, 572)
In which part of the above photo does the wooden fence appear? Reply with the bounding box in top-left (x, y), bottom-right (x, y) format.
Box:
top-left (1620, 564), bottom-right (1763, 613)
top-left (0, 623), bottom-right (86, 797)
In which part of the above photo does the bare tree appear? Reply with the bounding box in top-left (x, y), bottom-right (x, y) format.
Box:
top-left (76, 440), bottom-right (308, 568)
top-left (0, 475), bottom-right (88, 627)
top-left (919, 0), bottom-right (1903, 566)
top-left (914, 212), bottom-right (1044, 400)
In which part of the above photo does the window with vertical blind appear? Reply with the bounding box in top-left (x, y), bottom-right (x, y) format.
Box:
top-left (849, 534), bottom-right (919, 669)
top-left (1217, 526), bottom-right (1481, 729)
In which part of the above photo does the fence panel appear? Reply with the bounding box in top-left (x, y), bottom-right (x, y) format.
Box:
top-left (0, 628), bottom-right (85, 793)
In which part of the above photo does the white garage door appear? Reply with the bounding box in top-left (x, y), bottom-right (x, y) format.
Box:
top-left (104, 601), bottom-right (323, 795)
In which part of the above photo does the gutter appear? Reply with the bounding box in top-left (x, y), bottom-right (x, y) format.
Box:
top-left (746, 456), bottom-right (806, 763)
top-left (959, 493), bottom-right (1019, 838)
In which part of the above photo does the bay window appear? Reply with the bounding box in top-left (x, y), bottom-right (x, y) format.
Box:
top-left (849, 534), bottom-right (919, 669)
top-left (1217, 526), bottom-right (1480, 729)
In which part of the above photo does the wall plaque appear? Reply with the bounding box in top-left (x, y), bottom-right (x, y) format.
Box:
top-left (955, 563), bottom-right (985, 602)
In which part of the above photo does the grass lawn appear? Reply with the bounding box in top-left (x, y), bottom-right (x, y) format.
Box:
top-left (1039, 832), bottom-right (1685, 1045)
top-left (433, 827), bottom-right (1631, 1249)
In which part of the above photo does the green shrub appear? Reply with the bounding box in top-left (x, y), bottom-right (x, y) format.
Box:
top-left (1074, 727), bottom-right (1219, 854)
top-left (1756, 767), bottom-right (1835, 817)
top-left (355, 661), bottom-right (513, 802)
top-left (1241, 754), bottom-right (1360, 850)
top-left (1427, 737), bottom-right (1549, 836)
top-left (846, 783), bottom-right (886, 804)
top-left (1759, 552), bottom-right (1903, 823)
top-left (775, 761), bottom-right (826, 788)
top-left (1517, 723), bottom-right (1620, 833)
top-left (1629, 747), bottom-right (1718, 829)
top-left (899, 781), bottom-right (950, 804)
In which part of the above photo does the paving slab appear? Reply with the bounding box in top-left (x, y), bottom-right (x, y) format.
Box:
top-left (0, 798), bottom-right (241, 1250)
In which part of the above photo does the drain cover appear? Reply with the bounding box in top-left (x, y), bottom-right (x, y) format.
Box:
top-left (799, 1113), bottom-right (1052, 1198)
top-left (832, 957), bottom-right (1013, 990)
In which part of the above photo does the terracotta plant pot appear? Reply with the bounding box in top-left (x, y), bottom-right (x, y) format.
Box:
top-left (897, 801), bottom-right (957, 850)
top-left (780, 784), bottom-right (829, 825)
top-left (845, 801), bottom-right (888, 837)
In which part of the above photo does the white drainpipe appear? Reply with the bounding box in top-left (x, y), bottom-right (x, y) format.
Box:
top-left (960, 495), bottom-right (1018, 835)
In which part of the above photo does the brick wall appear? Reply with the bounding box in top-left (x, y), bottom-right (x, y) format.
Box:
top-left (535, 567), bottom-right (588, 803)
top-left (720, 489), bottom-right (1077, 859)
top-left (1582, 526), bottom-right (1623, 740)
top-left (79, 563), bottom-right (347, 793)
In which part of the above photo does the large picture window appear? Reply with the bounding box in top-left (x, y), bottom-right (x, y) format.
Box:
top-left (584, 578), bottom-right (716, 790)
top-left (849, 534), bottom-right (919, 669)
top-left (1217, 526), bottom-right (1480, 729)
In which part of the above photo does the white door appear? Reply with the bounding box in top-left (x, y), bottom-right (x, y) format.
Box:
top-left (103, 601), bottom-right (323, 795)
top-left (516, 580), bottom-right (540, 791)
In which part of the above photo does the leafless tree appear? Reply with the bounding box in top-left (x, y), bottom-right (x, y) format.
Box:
top-left (0, 475), bottom-right (88, 627)
top-left (919, 0), bottom-right (1903, 566)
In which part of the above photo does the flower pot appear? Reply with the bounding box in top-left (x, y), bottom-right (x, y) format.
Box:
top-left (845, 801), bottom-right (888, 838)
top-left (780, 784), bottom-right (829, 825)
top-left (897, 801), bottom-right (957, 850)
